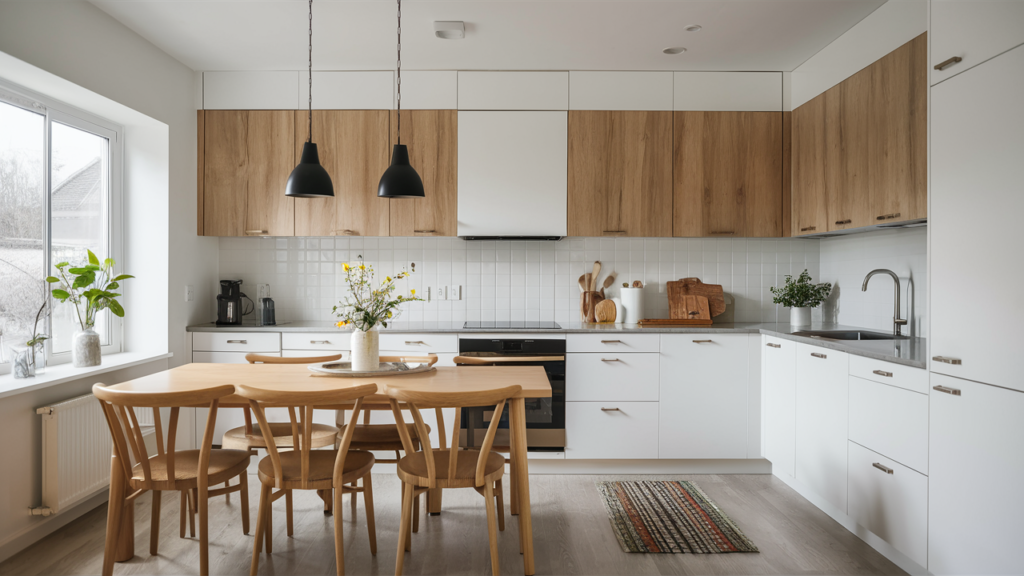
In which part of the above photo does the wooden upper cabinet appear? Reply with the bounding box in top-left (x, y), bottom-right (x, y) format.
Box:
top-left (674, 111), bottom-right (783, 238)
top-left (825, 76), bottom-right (872, 232)
top-left (567, 111), bottom-right (673, 237)
top-left (294, 110), bottom-right (391, 237)
top-left (389, 110), bottom-right (458, 237)
top-left (203, 110), bottom-right (294, 237)
top-left (792, 94), bottom-right (829, 236)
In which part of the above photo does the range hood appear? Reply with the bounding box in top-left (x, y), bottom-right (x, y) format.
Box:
top-left (457, 111), bottom-right (567, 240)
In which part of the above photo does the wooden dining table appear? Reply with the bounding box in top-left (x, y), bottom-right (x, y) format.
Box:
top-left (102, 362), bottom-right (550, 575)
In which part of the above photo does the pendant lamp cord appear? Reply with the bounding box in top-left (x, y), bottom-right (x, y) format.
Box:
top-left (307, 0), bottom-right (313, 143)
top-left (396, 0), bottom-right (402, 145)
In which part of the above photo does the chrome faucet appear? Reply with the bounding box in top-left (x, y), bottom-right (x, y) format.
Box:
top-left (862, 269), bottom-right (908, 336)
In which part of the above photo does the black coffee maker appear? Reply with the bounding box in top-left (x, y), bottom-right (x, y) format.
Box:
top-left (216, 280), bottom-right (244, 326)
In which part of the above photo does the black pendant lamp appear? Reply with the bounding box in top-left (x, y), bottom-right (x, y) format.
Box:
top-left (286, 0), bottom-right (334, 198)
top-left (378, 0), bottom-right (425, 198)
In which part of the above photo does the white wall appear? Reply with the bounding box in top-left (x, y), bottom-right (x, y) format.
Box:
top-left (790, 0), bottom-right (928, 109)
top-left (819, 228), bottom-right (927, 337)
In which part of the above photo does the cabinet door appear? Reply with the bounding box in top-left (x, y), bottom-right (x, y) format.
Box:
top-left (824, 78), bottom-right (871, 231)
top-left (568, 111), bottom-right (672, 237)
top-left (294, 110), bottom-right (391, 237)
top-left (931, 0), bottom-right (1024, 86)
top-left (204, 111), bottom-right (294, 237)
top-left (795, 344), bottom-right (849, 513)
top-left (931, 45), bottom-right (1024, 391)
top-left (389, 110), bottom-right (458, 237)
top-left (929, 374), bottom-right (1024, 575)
top-left (566, 402), bottom-right (659, 460)
top-left (763, 336), bottom-right (797, 477)
top-left (659, 334), bottom-right (748, 459)
top-left (673, 111), bottom-right (782, 238)
top-left (791, 94), bottom-right (828, 236)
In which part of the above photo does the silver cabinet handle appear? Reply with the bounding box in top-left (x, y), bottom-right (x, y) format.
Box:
top-left (835, 219), bottom-right (852, 225)
top-left (601, 358), bottom-right (621, 362)
top-left (933, 356), bottom-right (962, 365)
top-left (601, 407), bottom-right (621, 412)
top-left (933, 385), bottom-right (962, 396)
top-left (692, 339), bottom-right (713, 344)
top-left (414, 230), bottom-right (436, 234)
top-left (602, 230), bottom-right (627, 236)
top-left (405, 340), bottom-right (425, 345)
top-left (876, 213), bottom-right (901, 221)
top-left (244, 230), bottom-right (268, 235)
top-left (934, 56), bottom-right (962, 71)
top-left (800, 226), bottom-right (817, 232)
top-left (811, 352), bottom-right (827, 359)
top-left (226, 339), bottom-right (247, 344)
top-left (600, 340), bottom-right (622, 344)
top-left (336, 229), bottom-right (359, 236)
top-left (872, 463), bottom-right (894, 475)
top-left (310, 340), bottom-right (331, 345)
top-left (766, 342), bottom-right (781, 349)
top-left (872, 369), bottom-right (893, 378)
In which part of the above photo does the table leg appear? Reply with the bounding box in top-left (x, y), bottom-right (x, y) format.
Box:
top-left (510, 398), bottom-right (535, 575)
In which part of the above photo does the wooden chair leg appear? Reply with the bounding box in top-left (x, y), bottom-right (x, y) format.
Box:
top-left (250, 484), bottom-right (271, 576)
top-left (224, 480), bottom-right (231, 504)
top-left (509, 459), bottom-right (518, 515)
top-left (412, 494), bottom-right (420, 534)
top-left (495, 479), bottom-right (505, 532)
top-left (188, 488), bottom-right (197, 538)
top-left (286, 490), bottom-right (294, 537)
top-left (395, 482), bottom-right (414, 576)
top-left (265, 495), bottom-right (273, 554)
top-left (319, 488), bottom-right (333, 515)
top-left (484, 481), bottom-right (500, 576)
top-left (333, 483), bottom-right (345, 576)
top-left (198, 481), bottom-right (210, 576)
top-left (150, 491), bottom-right (162, 555)
top-left (350, 481), bottom-right (358, 517)
top-left (363, 473), bottom-right (377, 556)
top-left (179, 491), bottom-right (187, 539)
top-left (101, 459), bottom-right (126, 576)
top-left (239, 471), bottom-right (250, 535)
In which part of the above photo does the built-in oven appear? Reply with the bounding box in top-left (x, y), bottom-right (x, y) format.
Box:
top-left (455, 331), bottom-right (565, 452)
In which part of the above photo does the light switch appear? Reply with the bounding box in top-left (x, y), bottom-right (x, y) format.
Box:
top-left (185, 285), bottom-right (194, 302)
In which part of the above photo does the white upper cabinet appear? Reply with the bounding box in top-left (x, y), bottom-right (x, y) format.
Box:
top-left (673, 72), bottom-right (782, 111)
top-left (458, 71), bottom-right (569, 110)
top-left (397, 71), bottom-right (458, 109)
top-left (930, 44), bottom-right (1024, 391)
top-left (299, 71), bottom-right (393, 109)
top-left (930, 0), bottom-right (1024, 85)
top-left (203, 71), bottom-right (299, 109)
top-left (568, 72), bottom-right (673, 110)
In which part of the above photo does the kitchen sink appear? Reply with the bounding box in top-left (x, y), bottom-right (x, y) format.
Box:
top-left (790, 329), bottom-right (910, 341)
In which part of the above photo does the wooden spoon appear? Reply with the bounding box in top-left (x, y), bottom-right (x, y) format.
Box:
top-left (590, 261), bottom-right (601, 291)
top-left (578, 274), bottom-right (588, 293)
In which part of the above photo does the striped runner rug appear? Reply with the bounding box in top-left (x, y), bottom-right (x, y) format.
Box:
top-left (596, 480), bottom-right (759, 554)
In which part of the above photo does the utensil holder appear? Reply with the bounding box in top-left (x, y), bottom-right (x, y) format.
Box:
top-left (581, 291), bottom-right (604, 323)
top-left (620, 287), bottom-right (645, 325)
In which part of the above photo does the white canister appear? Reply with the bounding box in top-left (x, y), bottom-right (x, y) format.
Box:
top-left (620, 287), bottom-right (645, 325)
top-left (610, 297), bottom-right (624, 324)
top-left (790, 306), bottom-right (812, 327)
top-left (350, 328), bottom-right (380, 371)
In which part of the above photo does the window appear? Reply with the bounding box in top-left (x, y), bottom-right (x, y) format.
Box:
top-left (0, 83), bottom-right (122, 373)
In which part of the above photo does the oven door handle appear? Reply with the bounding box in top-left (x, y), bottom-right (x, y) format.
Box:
top-left (454, 355), bottom-right (565, 365)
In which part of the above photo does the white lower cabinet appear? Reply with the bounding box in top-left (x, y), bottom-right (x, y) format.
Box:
top-left (848, 441), bottom-right (928, 568)
top-left (565, 402), bottom-right (658, 459)
top-left (929, 373), bottom-right (1024, 575)
top-left (795, 344), bottom-right (849, 513)
top-left (763, 335), bottom-right (797, 476)
top-left (566, 353), bottom-right (659, 402)
top-left (658, 334), bottom-right (749, 459)
top-left (282, 349), bottom-right (350, 360)
top-left (849, 376), bottom-right (928, 474)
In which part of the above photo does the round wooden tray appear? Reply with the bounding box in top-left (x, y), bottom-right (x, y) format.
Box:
top-left (308, 361), bottom-right (436, 377)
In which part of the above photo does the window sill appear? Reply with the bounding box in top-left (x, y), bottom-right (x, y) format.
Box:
top-left (0, 352), bottom-right (173, 401)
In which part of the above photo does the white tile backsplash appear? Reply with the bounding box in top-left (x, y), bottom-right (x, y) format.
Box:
top-left (219, 236), bottom-right (825, 325)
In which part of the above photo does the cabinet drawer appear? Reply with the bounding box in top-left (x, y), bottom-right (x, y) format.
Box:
top-left (282, 350), bottom-right (349, 361)
top-left (849, 355), bottom-right (927, 395)
top-left (567, 333), bottom-right (659, 353)
top-left (566, 353), bottom-right (659, 402)
top-left (282, 333), bottom-right (348, 351)
top-left (565, 402), bottom-right (658, 459)
top-left (192, 332), bottom-right (280, 353)
top-left (848, 441), bottom-right (928, 568)
top-left (849, 376), bottom-right (928, 474)
top-left (378, 333), bottom-right (458, 353)
top-left (193, 351), bottom-right (273, 364)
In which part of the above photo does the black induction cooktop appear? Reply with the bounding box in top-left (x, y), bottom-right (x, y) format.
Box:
top-left (462, 321), bottom-right (562, 330)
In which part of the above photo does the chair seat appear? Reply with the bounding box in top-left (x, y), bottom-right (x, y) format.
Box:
top-left (257, 449), bottom-right (375, 490)
top-left (130, 449), bottom-right (250, 489)
top-left (397, 449), bottom-right (505, 489)
top-left (222, 422), bottom-right (339, 450)
top-left (339, 423), bottom-right (430, 451)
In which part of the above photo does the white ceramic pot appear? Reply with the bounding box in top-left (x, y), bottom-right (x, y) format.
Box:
top-left (620, 287), bottom-right (645, 325)
top-left (790, 306), bottom-right (812, 327)
top-left (72, 328), bottom-right (101, 367)
top-left (350, 328), bottom-right (380, 372)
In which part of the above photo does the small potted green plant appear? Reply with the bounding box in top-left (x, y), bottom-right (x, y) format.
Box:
top-left (770, 270), bottom-right (832, 327)
top-left (46, 250), bottom-right (133, 367)
top-left (333, 257), bottom-right (421, 371)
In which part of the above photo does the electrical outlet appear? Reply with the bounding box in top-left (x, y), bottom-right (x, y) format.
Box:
top-left (438, 285), bottom-right (447, 300)
top-left (185, 285), bottom-right (194, 302)
top-left (449, 284), bottom-right (461, 300)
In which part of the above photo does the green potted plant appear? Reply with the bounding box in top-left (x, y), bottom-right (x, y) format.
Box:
top-left (333, 257), bottom-right (420, 371)
top-left (770, 270), bottom-right (832, 327)
top-left (46, 250), bottom-right (133, 367)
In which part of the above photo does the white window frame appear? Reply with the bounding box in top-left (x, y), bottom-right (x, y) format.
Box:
top-left (0, 79), bottom-right (124, 372)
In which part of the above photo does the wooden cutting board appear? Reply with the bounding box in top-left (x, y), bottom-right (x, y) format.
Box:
top-left (668, 278), bottom-right (726, 318)
top-left (668, 294), bottom-right (711, 322)
top-left (638, 317), bottom-right (713, 326)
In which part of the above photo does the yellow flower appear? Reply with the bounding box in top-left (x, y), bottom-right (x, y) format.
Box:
top-left (386, 311), bottom-right (393, 319)
top-left (336, 320), bottom-right (347, 328)
top-left (410, 289), bottom-right (416, 295)
top-left (386, 276), bottom-right (392, 282)
top-left (358, 264), bottom-right (365, 270)
top-left (342, 263), bottom-right (350, 272)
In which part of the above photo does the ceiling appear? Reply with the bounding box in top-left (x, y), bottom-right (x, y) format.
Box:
top-left (89, 0), bottom-right (886, 72)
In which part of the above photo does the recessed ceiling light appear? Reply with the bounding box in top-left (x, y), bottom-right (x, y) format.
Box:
top-left (434, 21), bottom-right (465, 40)
top-left (663, 47), bottom-right (687, 55)
top-left (685, 24), bottom-right (702, 32)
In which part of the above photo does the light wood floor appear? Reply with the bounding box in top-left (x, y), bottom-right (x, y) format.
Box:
top-left (1, 473), bottom-right (906, 575)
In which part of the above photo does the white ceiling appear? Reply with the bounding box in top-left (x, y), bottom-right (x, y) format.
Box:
top-left (89, 0), bottom-right (886, 72)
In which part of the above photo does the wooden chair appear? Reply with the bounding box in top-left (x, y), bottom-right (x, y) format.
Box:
top-left (237, 381), bottom-right (379, 576)
top-left (93, 383), bottom-right (250, 576)
top-left (389, 384), bottom-right (523, 576)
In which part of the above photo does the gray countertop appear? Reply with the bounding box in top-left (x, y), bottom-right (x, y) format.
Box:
top-left (187, 321), bottom-right (927, 368)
